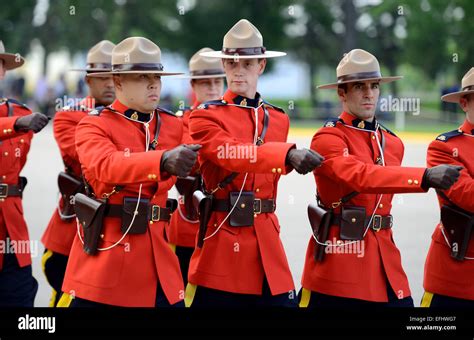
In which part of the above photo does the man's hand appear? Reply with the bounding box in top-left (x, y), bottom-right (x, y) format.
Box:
top-left (422, 165), bottom-right (463, 190)
top-left (14, 112), bottom-right (49, 133)
top-left (161, 144), bottom-right (202, 177)
top-left (286, 148), bottom-right (325, 175)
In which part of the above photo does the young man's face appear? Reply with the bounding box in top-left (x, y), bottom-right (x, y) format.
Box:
top-left (223, 58), bottom-right (266, 99)
top-left (338, 80), bottom-right (380, 121)
top-left (460, 93), bottom-right (474, 118)
top-left (0, 60), bottom-right (6, 80)
top-left (113, 73), bottom-right (162, 112)
top-left (191, 77), bottom-right (224, 104)
top-left (86, 75), bottom-right (115, 106)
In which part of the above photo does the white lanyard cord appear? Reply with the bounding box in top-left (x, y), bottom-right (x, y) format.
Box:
top-left (312, 124), bottom-right (385, 248)
top-left (203, 103), bottom-right (263, 242)
top-left (76, 111), bottom-right (154, 251)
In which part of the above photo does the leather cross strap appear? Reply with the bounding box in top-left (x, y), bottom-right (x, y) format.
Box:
top-left (210, 105), bottom-right (270, 193)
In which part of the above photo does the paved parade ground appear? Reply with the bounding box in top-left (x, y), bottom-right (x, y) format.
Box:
top-left (22, 124), bottom-right (439, 307)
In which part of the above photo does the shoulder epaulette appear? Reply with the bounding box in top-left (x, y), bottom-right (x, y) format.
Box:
top-left (435, 129), bottom-right (463, 142)
top-left (2, 98), bottom-right (29, 109)
top-left (379, 123), bottom-right (397, 137)
top-left (197, 99), bottom-right (228, 110)
top-left (262, 100), bottom-right (285, 113)
top-left (62, 104), bottom-right (88, 112)
top-left (88, 106), bottom-right (106, 116)
top-left (323, 117), bottom-right (343, 128)
top-left (156, 105), bottom-right (177, 117)
top-left (175, 106), bottom-right (191, 117)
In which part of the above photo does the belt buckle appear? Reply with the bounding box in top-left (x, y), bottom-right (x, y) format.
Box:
top-left (151, 205), bottom-right (161, 222)
top-left (253, 198), bottom-right (262, 215)
top-left (0, 184), bottom-right (8, 199)
top-left (372, 215), bottom-right (382, 232)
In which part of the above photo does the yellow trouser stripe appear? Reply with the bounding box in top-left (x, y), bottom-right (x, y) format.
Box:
top-left (169, 243), bottom-right (176, 253)
top-left (185, 283), bottom-right (197, 307)
top-left (420, 291), bottom-right (434, 308)
top-left (41, 249), bottom-right (58, 307)
top-left (299, 288), bottom-right (311, 308)
top-left (57, 293), bottom-right (74, 308)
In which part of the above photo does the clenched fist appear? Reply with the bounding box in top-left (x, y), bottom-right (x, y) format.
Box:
top-left (286, 148), bottom-right (325, 175)
top-left (161, 144), bottom-right (202, 177)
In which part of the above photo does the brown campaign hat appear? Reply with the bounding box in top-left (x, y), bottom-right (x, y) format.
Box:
top-left (200, 19), bottom-right (286, 59)
top-left (88, 37), bottom-right (183, 77)
top-left (0, 41), bottom-right (25, 70)
top-left (317, 49), bottom-right (402, 89)
top-left (179, 48), bottom-right (226, 79)
top-left (441, 68), bottom-right (474, 103)
top-left (70, 40), bottom-right (115, 73)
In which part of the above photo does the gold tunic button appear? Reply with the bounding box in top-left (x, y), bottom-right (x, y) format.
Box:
top-left (414, 179), bottom-right (419, 185)
top-left (7, 129), bottom-right (12, 133)
top-left (272, 168), bottom-right (276, 173)
top-left (20, 139), bottom-right (24, 143)
top-left (372, 135), bottom-right (375, 140)
top-left (408, 179), bottom-right (413, 185)
top-left (2, 175), bottom-right (6, 179)
top-left (3, 129), bottom-right (6, 134)
top-left (277, 168), bottom-right (282, 173)
top-left (379, 204), bottom-right (384, 209)
top-left (100, 234), bottom-right (104, 239)
top-left (256, 188), bottom-right (260, 193)
top-left (3, 152), bottom-right (8, 156)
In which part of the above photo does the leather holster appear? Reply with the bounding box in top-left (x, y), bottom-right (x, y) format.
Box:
top-left (58, 171), bottom-right (84, 221)
top-left (193, 190), bottom-right (214, 248)
top-left (441, 204), bottom-right (474, 261)
top-left (308, 202), bottom-right (333, 262)
top-left (175, 176), bottom-right (201, 220)
top-left (74, 193), bottom-right (106, 255)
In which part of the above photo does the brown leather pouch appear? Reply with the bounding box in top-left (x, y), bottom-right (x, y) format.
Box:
top-left (340, 206), bottom-right (366, 240)
top-left (74, 193), bottom-right (106, 255)
top-left (307, 202), bottom-right (333, 262)
top-left (58, 172), bottom-right (84, 221)
top-left (441, 204), bottom-right (474, 261)
top-left (121, 197), bottom-right (150, 234)
top-left (193, 190), bottom-right (214, 248)
top-left (229, 191), bottom-right (254, 227)
top-left (175, 176), bottom-right (201, 220)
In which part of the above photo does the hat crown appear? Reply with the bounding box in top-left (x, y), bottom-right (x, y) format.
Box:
top-left (189, 47), bottom-right (224, 72)
top-left (87, 40), bottom-right (115, 64)
top-left (223, 19), bottom-right (263, 49)
top-left (461, 68), bottom-right (474, 89)
top-left (336, 49), bottom-right (381, 77)
top-left (112, 37), bottom-right (162, 66)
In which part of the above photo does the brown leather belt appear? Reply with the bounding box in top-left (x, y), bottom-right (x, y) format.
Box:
top-left (213, 198), bottom-right (276, 214)
top-left (332, 214), bottom-right (393, 231)
top-left (104, 204), bottom-right (172, 222)
top-left (0, 183), bottom-right (23, 198)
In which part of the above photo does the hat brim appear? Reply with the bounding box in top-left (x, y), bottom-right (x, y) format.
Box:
top-left (88, 70), bottom-right (184, 77)
top-left (317, 76), bottom-right (403, 89)
top-left (199, 50), bottom-right (286, 59)
top-left (0, 53), bottom-right (25, 70)
top-left (441, 90), bottom-right (474, 103)
top-left (69, 68), bottom-right (113, 72)
top-left (175, 73), bottom-right (227, 80)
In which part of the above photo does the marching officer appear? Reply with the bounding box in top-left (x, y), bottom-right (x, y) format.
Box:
top-left (41, 40), bottom-right (116, 307)
top-left (422, 68), bottom-right (474, 307)
top-left (0, 40), bottom-right (49, 306)
top-left (299, 49), bottom-right (462, 308)
top-left (168, 47), bottom-right (225, 285)
top-left (58, 37), bottom-right (200, 307)
top-left (186, 19), bottom-right (323, 307)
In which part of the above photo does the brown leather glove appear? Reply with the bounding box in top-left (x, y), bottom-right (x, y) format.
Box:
top-left (161, 144), bottom-right (202, 177)
top-left (422, 165), bottom-right (463, 190)
top-left (286, 148), bottom-right (325, 175)
top-left (14, 112), bottom-right (49, 133)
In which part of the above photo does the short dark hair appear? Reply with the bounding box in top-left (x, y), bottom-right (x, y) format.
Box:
top-left (338, 84), bottom-right (347, 93)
